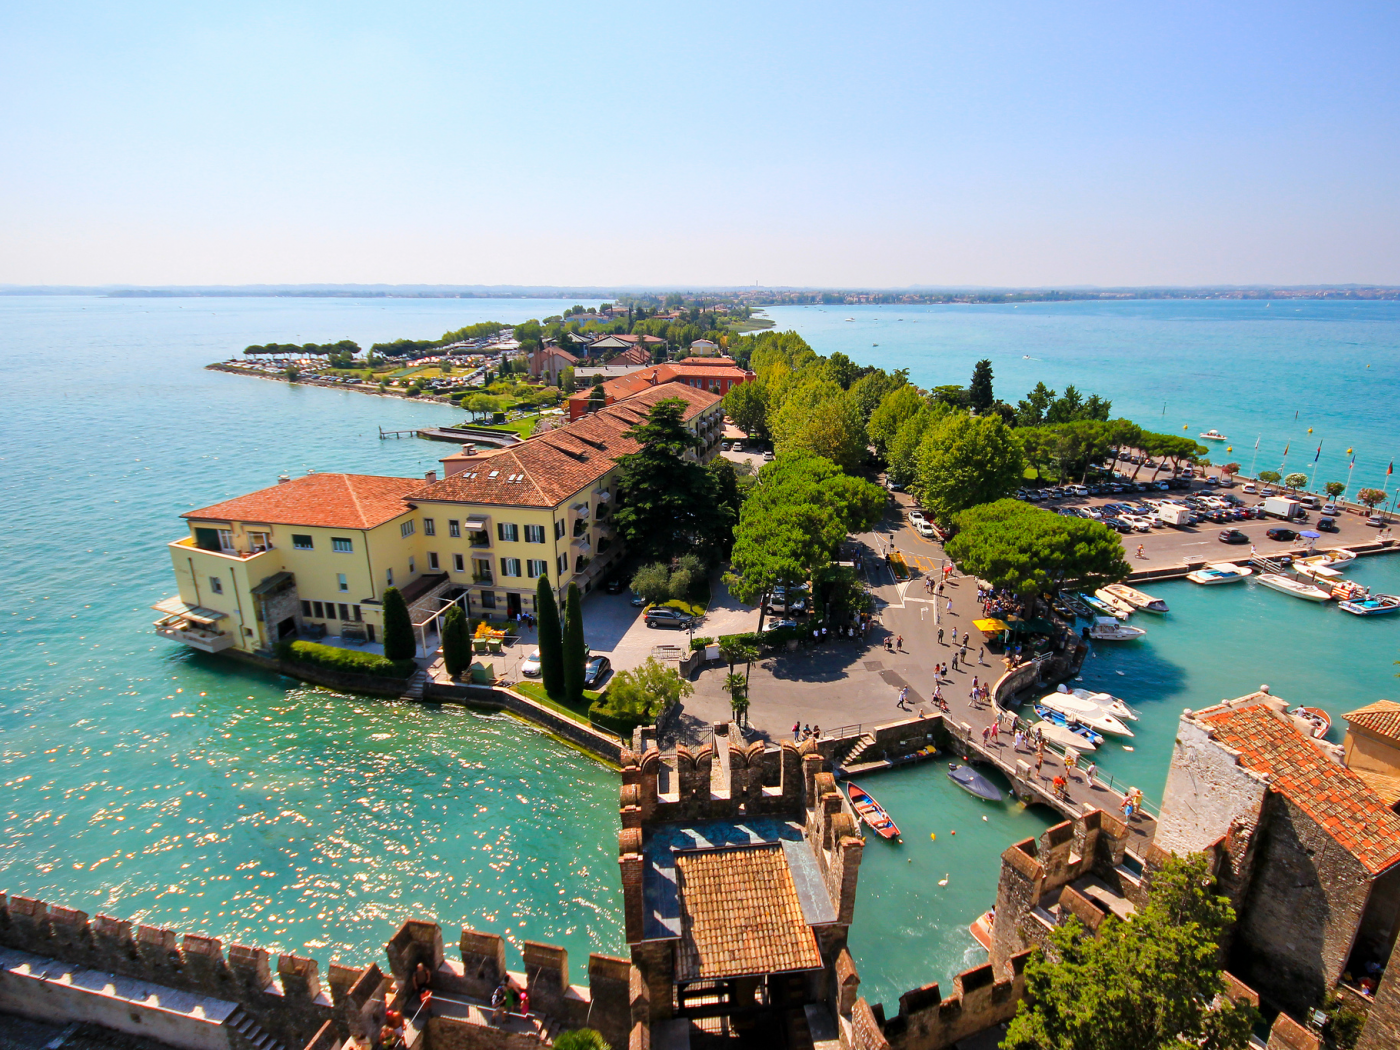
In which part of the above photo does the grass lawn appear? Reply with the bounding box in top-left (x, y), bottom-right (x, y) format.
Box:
top-left (468, 414), bottom-right (541, 438)
top-left (513, 680), bottom-right (603, 721)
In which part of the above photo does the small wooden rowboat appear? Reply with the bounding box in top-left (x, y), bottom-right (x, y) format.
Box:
top-left (847, 782), bottom-right (901, 840)
top-left (969, 909), bottom-right (995, 951)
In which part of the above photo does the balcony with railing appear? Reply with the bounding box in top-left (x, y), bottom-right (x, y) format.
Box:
top-left (152, 598), bottom-right (236, 653)
top-left (170, 535), bottom-right (278, 563)
top-left (467, 531), bottom-right (491, 548)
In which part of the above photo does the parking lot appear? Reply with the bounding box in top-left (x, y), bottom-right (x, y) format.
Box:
top-left (948, 472), bottom-right (1388, 570)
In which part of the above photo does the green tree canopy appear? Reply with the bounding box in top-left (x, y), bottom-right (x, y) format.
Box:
top-left (606, 657), bottom-right (693, 719)
top-left (848, 368), bottom-right (909, 422)
top-left (1284, 472), bottom-right (1309, 490)
top-left (726, 451), bottom-right (884, 608)
top-left (1258, 470), bottom-right (1282, 485)
top-left (562, 583), bottom-right (586, 706)
top-left (441, 604), bottom-right (470, 678)
top-left (914, 414), bottom-right (1026, 522)
top-left (867, 385), bottom-right (928, 459)
top-left (630, 563), bottom-right (673, 606)
top-left (722, 380), bottom-right (768, 440)
top-left (769, 377), bottom-right (868, 472)
top-left (535, 575), bottom-right (564, 698)
top-left (944, 500), bottom-right (1130, 598)
top-left (1357, 487), bottom-right (1387, 509)
top-left (614, 398), bottom-right (724, 563)
top-left (1325, 481), bottom-right (1345, 499)
top-left (968, 358), bottom-right (995, 413)
top-left (1003, 852), bottom-right (1257, 1050)
top-left (381, 587), bottom-right (415, 661)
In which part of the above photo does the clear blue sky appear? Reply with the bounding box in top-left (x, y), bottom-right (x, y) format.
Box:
top-left (2, 1), bottom-right (1397, 287)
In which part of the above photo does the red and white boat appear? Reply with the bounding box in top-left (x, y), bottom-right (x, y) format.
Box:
top-left (969, 909), bottom-right (995, 951)
top-left (847, 783), bottom-right (901, 841)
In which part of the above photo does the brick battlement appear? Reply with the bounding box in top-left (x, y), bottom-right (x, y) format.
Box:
top-left (0, 893), bottom-right (634, 1050)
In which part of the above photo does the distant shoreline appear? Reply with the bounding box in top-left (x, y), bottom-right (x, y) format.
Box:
top-left (205, 361), bottom-right (459, 406)
top-left (7, 286), bottom-right (1400, 302)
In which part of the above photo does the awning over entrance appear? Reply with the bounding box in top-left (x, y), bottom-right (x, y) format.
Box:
top-left (152, 597), bottom-right (227, 624)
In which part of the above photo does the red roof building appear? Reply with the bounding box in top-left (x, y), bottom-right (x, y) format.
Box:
top-left (564, 357), bottom-right (754, 420)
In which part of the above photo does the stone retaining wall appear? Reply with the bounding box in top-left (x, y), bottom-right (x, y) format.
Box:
top-left (424, 682), bottom-right (624, 764)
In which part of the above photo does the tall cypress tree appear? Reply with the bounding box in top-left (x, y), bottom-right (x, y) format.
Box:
top-left (441, 604), bottom-right (470, 679)
top-left (381, 587), bottom-right (415, 661)
top-left (562, 582), bottom-right (586, 706)
top-left (536, 575), bottom-right (564, 698)
top-left (969, 358), bottom-right (995, 414)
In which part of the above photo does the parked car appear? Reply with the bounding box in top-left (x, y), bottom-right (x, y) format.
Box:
top-left (1317, 517), bottom-right (1339, 533)
top-left (604, 575), bottom-right (626, 594)
top-left (645, 607), bottom-right (694, 629)
top-left (731, 443), bottom-right (744, 453)
top-left (521, 649), bottom-right (543, 677)
top-left (769, 618), bottom-right (800, 630)
top-left (583, 655), bottom-right (612, 688)
top-left (1101, 518), bottom-right (1133, 534)
top-left (908, 509), bottom-right (927, 526)
top-left (914, 520), bottom-right (937, 537)
top-left (720, 441), bottom-right (731, 451)
top-left (1266, 528), bottom-right (1299, 541)
top-left (1241, 483), bottom-right (1257, 493)
top-left (1219, 529), bottom-right (1250, 544)
top-left (762, 451), bottom-right (775, 461)
top-left (1367, 515), bottom-right (1389, 527)
top-left (630, 591), bottom-right (647, 607)
top-left (1321, 503), bottom-right (1340, 515)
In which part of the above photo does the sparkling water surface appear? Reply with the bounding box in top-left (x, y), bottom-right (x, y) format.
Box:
top-left (2, 296), bottom-right (1397, 1009)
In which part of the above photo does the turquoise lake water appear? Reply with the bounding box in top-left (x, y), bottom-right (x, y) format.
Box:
top-left (1, 296), bottom-right (1397, 1011)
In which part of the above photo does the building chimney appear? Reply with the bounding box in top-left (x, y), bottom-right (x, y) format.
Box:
top-left (424, 470), bottom-right (437, 484)
top-left (462, 443), bottom-right (476, 456)
top-left (277, 474), bottom-right (291, 484)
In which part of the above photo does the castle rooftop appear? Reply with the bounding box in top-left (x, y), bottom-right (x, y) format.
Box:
top-left (1195, 697), bottom-right (1400, 874)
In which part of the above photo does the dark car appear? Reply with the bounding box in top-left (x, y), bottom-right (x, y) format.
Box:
top-left (1101, 517), bottom-right (1133, 534)
top-left (583, 655), bottom-right (612, 688)
top-left (1266, 528), bottom-right (1299, 541)
top-left (630, 592), bottom-right (647, 607)
top-left (604, 575), bottom-right (626, 594)
top-left (645, 607), bottom-right (694, 629)
top-left (1317, 517), bottom-right (1339, 533)
top-left (1219, 529), bottom-right (1249, 544)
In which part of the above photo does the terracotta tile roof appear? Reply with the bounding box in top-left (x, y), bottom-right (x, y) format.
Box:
top-left (182, 474), bottom-right (421, 530)
top-left (1344, 700), bottom-right (1400, 743)
top-left (410, 384), bottom-right (721, 508)
top-left (1199, 701), bottom-right (1400, 874)
top-left (675, 845), bottom-right (823, 980)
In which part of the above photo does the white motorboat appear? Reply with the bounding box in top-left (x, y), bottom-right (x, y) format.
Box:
top-left (1038, 691), bottom-right (1135, 737)
top-left (1088, 616), bottom-right (1147, 641)
top-left (1294, 561), bottom-right (1344, 583)
top-left (1102, 583), bottom-right (1169, 614)
top-left (1187, 563), bottom-right (1254, 585)
top-left (1067, 687), bottom-right (1138, 722)
top-left (1093, 589), bottom-right (1138, 617)
top-left (1339, 594), bottom-right (1400, 616)
top-left (1297, 549), bottom-right (1357, 570)
top-left (1080, 592), bottom-right (1127, 619)
top-left (1200, 429), bottom-right (1228, 441)
top-left (1256, 573), bottom-right (1332, 602)
top-left (1031, 720), bottom-right (1099, 753)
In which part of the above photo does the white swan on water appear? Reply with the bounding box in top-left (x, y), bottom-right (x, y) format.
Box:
top-left (938, 874), bottom-right (949, 887)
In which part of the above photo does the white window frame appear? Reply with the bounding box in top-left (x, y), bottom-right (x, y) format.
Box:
top-left (338, 572), bottom-right (349, 592)
top-left (501, 557), bottom-right (522, 578)
top-left (524, 524), bottom-right (545, 543)
top-left (332, 537), bottom-right (353, 553)
top-left (423, 518), bottom-right (436, 536)
top-left (527, 559), bottom-right (548, 579)
top-left (453, 553), bottom-right (465, 572)
top-left (401, 520), bottom-right (416, 538)
top-left (497, 522), bottom-right (519, 543)
top-left (210, 576), bottom-right (223, 594)
top-left (449, 519), bottom-right (461, 537)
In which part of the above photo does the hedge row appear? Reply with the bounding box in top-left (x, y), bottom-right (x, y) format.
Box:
top-left (277, 639), bottom-right (416, 680)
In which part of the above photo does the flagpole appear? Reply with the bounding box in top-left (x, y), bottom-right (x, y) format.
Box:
top-left (1249, 436), bottom-right (1260, 479)
top-left (1308, 440), bottom-right (1322, 490)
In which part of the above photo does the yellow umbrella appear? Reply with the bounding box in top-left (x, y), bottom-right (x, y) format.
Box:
top-left (973, 618), bottom-right (1009, 633)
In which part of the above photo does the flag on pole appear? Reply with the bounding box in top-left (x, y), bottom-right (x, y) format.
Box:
top-left (1283, 443), bottom-right (1289, 456)
top-left (1313, 441), bottom-right (1322, 463)
top-left (1389, 461), bottom-right (1394, 477)
top-left (1254, 436), bottom-right (1260, 449)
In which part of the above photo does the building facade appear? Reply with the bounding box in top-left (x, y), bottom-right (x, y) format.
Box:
top-left (156, 385), bottom-right (724, 657)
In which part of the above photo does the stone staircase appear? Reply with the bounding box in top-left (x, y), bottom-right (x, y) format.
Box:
top-left (400, 669), bottom-right (429, 702)
top-left (225, 1007), bottom-right (288, 1050)
top-left (834, 733), bottom-right (877, 769)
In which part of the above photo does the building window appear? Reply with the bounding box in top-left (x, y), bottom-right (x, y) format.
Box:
top-left (481, 591), bottom-right (497, 609)
top-left (497, 522), bottom-right (519, 543)
top-left (453, 553), bottom-right (465, 572)
top-left (401, 520), bottom-right (416, 538)
top-left (332, 537), bottom-right (353, 553)
top-left (210, 576), bottom-right (223, 594)
top-left (524, 524), bottom-right (545, 543)
top-left (423, 518), bottom-right (436, 536)
top-left (301, 600), bottom-right (312, 616)
top-left (501, 558), bottom-right (522, 578)
top-left (313, 601), bottom-right (325, 618)
top-left (217, 529), bottom-right (235, 552)
top-left (557, 553), bottom-right (568, 574)
top-left (409, 557), bottom-right (416, 574)
top-left (353, 605), bottom-right (362, 622)
top-left (386, 568), bottom-right (394, 585)
top-left (292, 534), bottom-right (314, 550)
top-left (339, 603), bottom-right (350, 621)
top-left (338, 572), bottom-right (348, 592)
top-left (429, 552), bottom-right (440, 570)
top-left (449, 519), bottom-right (461, 538)
top-left (526, 559), bottom-right (548, 579)
top-left (248, 531), bottom-right (272, 552)
top-left (554, 519), bottom-right (566, 540)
